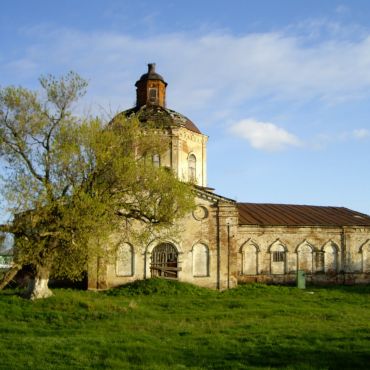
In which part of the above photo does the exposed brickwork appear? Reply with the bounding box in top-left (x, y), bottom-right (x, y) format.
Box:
top-left (135, 63), bottom-right (167, 108)
top-left (136, 79), bottom-right (167, 108)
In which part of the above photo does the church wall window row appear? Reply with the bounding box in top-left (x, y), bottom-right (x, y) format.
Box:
top-left (236, 239), bottom-right (348, 276)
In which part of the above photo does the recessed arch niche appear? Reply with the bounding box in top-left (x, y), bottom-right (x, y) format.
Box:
top-left (240, 240), bottom-right (259, 275)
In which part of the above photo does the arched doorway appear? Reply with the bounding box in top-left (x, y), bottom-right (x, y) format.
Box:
top-left (151, 243), bottom-right (179, 279)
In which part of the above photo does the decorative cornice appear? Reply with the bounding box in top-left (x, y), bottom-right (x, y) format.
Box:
top-left (193, 186), bottom-right (235, 204)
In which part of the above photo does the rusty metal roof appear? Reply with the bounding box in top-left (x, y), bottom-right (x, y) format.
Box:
top-left (237, 203), bottom-right (370, 227)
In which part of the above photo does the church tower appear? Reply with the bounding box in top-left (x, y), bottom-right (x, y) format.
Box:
top-left (119, 64), bottom-right (208, 187)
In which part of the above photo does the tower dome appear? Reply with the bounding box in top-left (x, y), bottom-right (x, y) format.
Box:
top-left (114, 64), bottom-right (207, 186)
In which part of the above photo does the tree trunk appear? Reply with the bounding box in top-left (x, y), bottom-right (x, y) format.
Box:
top-left (24, 265), bottom-right (53, 300)
top-left (0, 264), bottom-right (21, 290)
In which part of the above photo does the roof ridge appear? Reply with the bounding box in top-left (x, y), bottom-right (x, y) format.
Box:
top-left (237, 203), bottom-right (370, 227)
top-left (237, 202), bottom-right (350, 208)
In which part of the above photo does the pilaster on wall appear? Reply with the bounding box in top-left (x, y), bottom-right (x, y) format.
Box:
top-left (201, 136), bottom-right (208, 187)
top-left (87, 256), bottom-right (108, 290)
top-left (216, 201), bottom-right (239, 290)
top-left (171, 134), bottom-right (179, 176)
top-left (314, 251), bottom-right (325, 272)
top-left (341, 226), bottom-right (370, 274)
top-left (341, 227), bottom-right (347, 272)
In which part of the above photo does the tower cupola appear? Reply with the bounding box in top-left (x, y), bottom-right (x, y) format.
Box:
top-left (116, 64), bottom-right (208, 187)
top-left (135, 63), bottom-right (167, 108)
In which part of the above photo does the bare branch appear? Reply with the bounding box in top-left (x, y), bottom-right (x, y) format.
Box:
top-left (2, 119), bottom-right (44, 183)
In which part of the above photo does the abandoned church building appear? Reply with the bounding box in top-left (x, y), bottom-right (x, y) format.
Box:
top-left (88, 64), bottom-right (370, 290)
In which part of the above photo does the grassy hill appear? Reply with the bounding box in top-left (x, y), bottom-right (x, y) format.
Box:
top-left (1, 280), bottom-right (370, 369)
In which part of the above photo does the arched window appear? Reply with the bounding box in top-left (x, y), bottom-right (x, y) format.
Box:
top-left (116, 243), bottom-right (134, 276)
top-left (151, 243), bottom-right (179, 278)
top-left (241, 242), bottom-right (258, 275)
top-left (188, 154), bottom-right (196, 181)
top-left (148, 88), bottom-right (158, 104)
top-left (193, 244), bottom-right (209, 277)
top-left (152, 154), bottom-right (160, 167)
top-left (297, 242), bottom-right (313, 273)
top-left (270, 241), bottom-right (286, 274)
top-left (361, 241), bottom-right (370, 273)
top-left (323, 241), bottom-right (339, 273)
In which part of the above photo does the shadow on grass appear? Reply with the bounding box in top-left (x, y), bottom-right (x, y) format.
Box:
top-left (308, 284), bottom-right (370, 295)
top-left (176, 344), bottom-right (370, 369)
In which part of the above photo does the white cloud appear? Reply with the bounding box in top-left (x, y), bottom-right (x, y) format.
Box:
top-left (353, 128), bottom-right (370, 139)
top-left (3, 22), bottom-right (370, 116)
top-left (312, 128), bottom-right (370, 149)
top-left (230, 119), bottom-right (301, 151)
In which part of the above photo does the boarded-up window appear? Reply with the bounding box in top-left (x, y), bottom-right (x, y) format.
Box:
top-left (149, 88), bottom-right (158, 103)
top-left (362, 241), bottom-right (370, 273)
top-left (297, 242), bottom-right (313, 273)
top-left (323, 242), bottom-right (338, 273)
top-left (116, 243), bottom-right (134, 276)
top-left (193, 244), bottom-right (209, 277)
top-left (242, 242), bottom-right (258, 275)
top-left (270, 242), bottom-right (286, 274)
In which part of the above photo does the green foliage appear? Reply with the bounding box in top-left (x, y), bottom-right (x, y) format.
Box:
top-left (0, 73), bottom-right (195, 284)
top-left (1, 283), bottom-right (370, 369)
top-left (0, 232), bottom-right (5, 250)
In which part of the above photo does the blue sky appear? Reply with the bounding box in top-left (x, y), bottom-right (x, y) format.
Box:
top-left (1, 0), bottom-right (370, 221)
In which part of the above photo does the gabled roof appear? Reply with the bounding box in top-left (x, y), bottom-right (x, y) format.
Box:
top-left (194, 185), bottom-right (235, 204)
top-left (237, 203), bottom-right (370, 227)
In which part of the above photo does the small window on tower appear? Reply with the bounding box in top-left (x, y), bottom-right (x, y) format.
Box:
top-left (149, 88), bottom-right (158, 103)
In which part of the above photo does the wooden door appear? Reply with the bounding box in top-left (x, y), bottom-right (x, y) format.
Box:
top-left (151, 243), bottom-right (179, 279)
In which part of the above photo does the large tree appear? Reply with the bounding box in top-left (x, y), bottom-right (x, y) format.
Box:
top-left (0, 72), bottom-right (194, 299)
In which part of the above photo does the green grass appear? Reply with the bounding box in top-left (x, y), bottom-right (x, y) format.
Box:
top-left (1, 280), bottom-right (370, 369)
